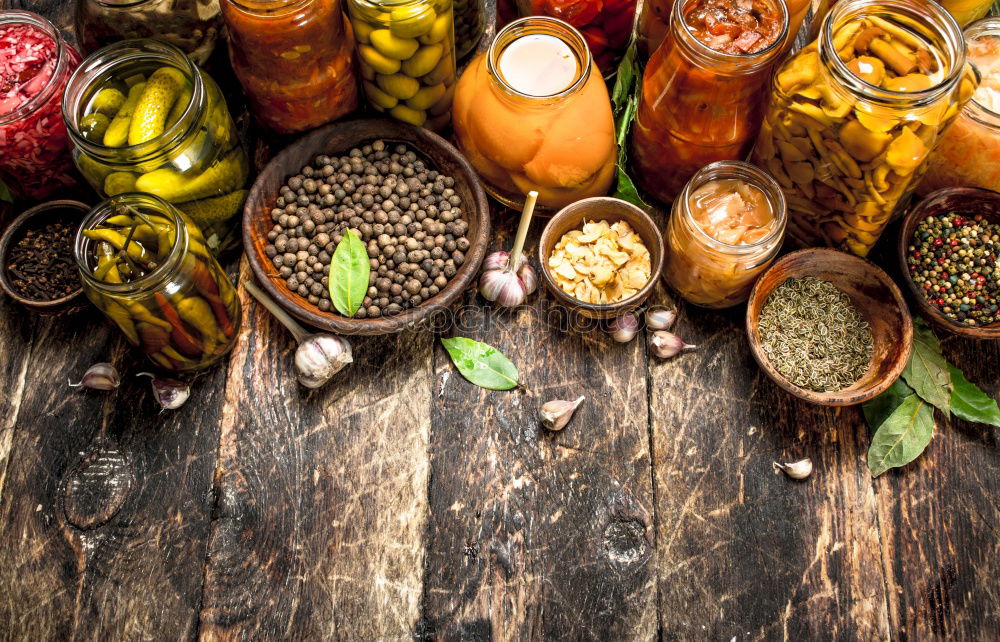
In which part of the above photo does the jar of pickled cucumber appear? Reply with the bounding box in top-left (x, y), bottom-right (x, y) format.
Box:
top-left (222, 0), bottom-right (359, 134)
top-left (347, 0), bottom-right (458, 130)
top-left (75, 0), bottom-right (222, 65)
top-left (752, 0), bottom-right (976, 257)
top-left (62, 40), bottom-right (249, 253)
top-left (75, 193), bottom-right (241, 371)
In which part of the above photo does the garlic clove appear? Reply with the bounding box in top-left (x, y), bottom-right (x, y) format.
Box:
top-left (646, 307), bottom-right (677, 331)
top-left (69, 362), bottom-right (121, 391)
top-left (517, 262), bottom-right (538, 296)
top-left (649, 331), bottom-right (696, 359)
top-left (295, 334), bottom-right (353, 389)
top-left (539, 395), bottom-right (585, 431)
top-left (479, 269), bottom-right (526, 307)
top-left (608, 313), bottom-right (639, 343)
top-left (137, 372), bottom-right (190, 410)
top-left (774, 458), bottom-right (813, 480)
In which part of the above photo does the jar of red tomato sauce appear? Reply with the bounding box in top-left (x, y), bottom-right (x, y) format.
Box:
top-left (222, 0), bottom-right (359, 135)
top-left (631, 0), bottom-right (788, 204)
top-left (515, 0), bottom-right (637, 74)
top-left (0, 11), bottom-right (82, 202)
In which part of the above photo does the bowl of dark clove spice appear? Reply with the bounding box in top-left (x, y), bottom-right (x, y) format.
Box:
top-left (0, 200), bottom-right (89, 313)
top-left (243, 119), bottom-right (490, 335)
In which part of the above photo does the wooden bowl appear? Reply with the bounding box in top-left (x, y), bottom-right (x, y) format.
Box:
top-left (243, 119), bottom-right (490, 335)
top-left (745, 248), bottom-right (913, 406)
top-left (538, 197), bottom-right (664, 320)
top-left (897, 187), bottom-right (1000, 340)
top-left (0, 200), bottom-right (89, 314)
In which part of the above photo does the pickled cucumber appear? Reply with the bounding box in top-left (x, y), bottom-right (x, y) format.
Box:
top-left (377, 73), bottom-right (421, 100)
top-left (166, 84), bottom-right (193, 130)
top-left (103, 82), bottom-right (147, 147)
top-left (360, 45), bottom-right (402, 74)
top-left (135, 148), bottom-right (249, 202)
top-left (371, 30), bottom-right (420, 60)
top-left (80, 113), bottom-right (111, 143)
top-left (90, 87), bottom-right (127, 116)
top-left (129, 67), bottom-right (188, 145)
top-left (402, 44), bottom-right (443, 77)
top-left (406, 83), bottom-right (446, 110)
top-left (390, 104), bottom-right (427, 126)
top-left (389, 5), bottom-right (436, 38)
top-left (176, 190), bottom-right (248, 224)
top-left (420, 13), bottom-right (452, 44)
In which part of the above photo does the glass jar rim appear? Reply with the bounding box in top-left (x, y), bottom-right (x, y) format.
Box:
top-left (677, 160), bottom-right (788, 254)
top-left (61, 38), bottom-right (204, 162)
top-left (962, 16), bottom-right (1000, 127)
top-left (0, 11), bottom-right (74, 127)
top-left (225, 0), bottom-right (312, 15)
top-left (486, 16), bottom-right (592, 101)
top-left (75, 192), bottom-right (188, 295)
top-left (820, 0), bottom-right (966, 107)
top-left (670, 0), bottom-right (790, 70)
top-left (349, 0), bottom-right (435, 10)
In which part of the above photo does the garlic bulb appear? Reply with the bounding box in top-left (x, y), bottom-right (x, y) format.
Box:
top-left (539, 396), bottom-right (585, 431)
top-left (295, 334), bottom-right (354, 388)
top-left (479, 191), bottom-right (538, 308)
top-left (480, 269), bottom-right (527, 307)
top-left (69, 362), bottom-right (120, 391)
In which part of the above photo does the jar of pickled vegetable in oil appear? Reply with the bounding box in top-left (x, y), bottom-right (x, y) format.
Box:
top-left (75, 193), bottom-right (241, 371)
top-left (62, 40), bottom-right (249, 254)
top-left (631, 0), bottom-right (789, 205)
top-left (347, 0), bottom-right (458, 130)
top-left (752, 0), bottom-right (976, 257)
top-left (452, 16), bottom-right (616, 210)
top-left (222, 0), bottom-right (359, 134)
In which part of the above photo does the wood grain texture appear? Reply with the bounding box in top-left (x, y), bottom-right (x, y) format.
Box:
top-left (421, 217), bottom-right (657, 641)
top-left (199, 261), bottom-right (433, 640)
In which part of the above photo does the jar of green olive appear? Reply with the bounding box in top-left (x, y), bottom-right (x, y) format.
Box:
top-left (347, 0), bottom-right (458, 130)
top-left (75, 193), bottom-right (241, 371)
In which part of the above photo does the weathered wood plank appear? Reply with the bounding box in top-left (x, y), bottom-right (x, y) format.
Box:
top-left (649, 295), bottom-right (890, 640)
top-left (0, 295), bottom-right (35, 507)
top-left (874, 337), bottom-right (1000, 640)
top-left (420, 218), bottom-right (657, 641)
top-left (199, 262), bottom-right (433, 640)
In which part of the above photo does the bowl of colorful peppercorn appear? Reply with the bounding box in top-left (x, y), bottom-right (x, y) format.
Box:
top-left (899, 187), bottom-right (1000, 340)
top-left (0, 200), bottom-right (88, 313)
top-left (243, 119), bottom-right (490, 335)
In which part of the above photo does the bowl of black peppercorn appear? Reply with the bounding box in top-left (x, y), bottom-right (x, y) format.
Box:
top-left (243, 119), bottom-right (491, 335)
top-left (0, 200), bottom-right (89, 314)
top-left (899, 187), bottom-right (1000, 340)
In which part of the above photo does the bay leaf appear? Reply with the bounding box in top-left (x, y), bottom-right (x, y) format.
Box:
top-left (440, 337), bottom-right (518, 391)
top-left (900, 320), bottom-right (951, 415)
top-left (949, 364), bottom-right (1000, 427)
top-left (868, 394), bottom-right (935, 477)
top-left (328, 229), bottom-right (369, 317)
top-left (862, 377), bottom-right (914, 432)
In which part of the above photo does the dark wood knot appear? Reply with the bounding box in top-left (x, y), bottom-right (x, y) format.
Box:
top-left (62, 447), bottom-right (134, 531)
top-left (602, 519), bottom-right (648, 565)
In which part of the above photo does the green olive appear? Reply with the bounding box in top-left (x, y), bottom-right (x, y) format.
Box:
top-left (353, 19), bottom-right (374, 44)
top-left (402, 44), bottom-right (443, 77)
top-left (419, 12), bottom-right (452, 45)
top-left (376, 73), bottom-right (421, 100)
top-left (389, 5), bottom-right (436, 39)
top-left (406, 83), bottom-right (446, 110)
top-left (359, 45), bottom-right (402, 74)
top-left (370, 29), bottom-right (420, 60)
top-left (390, 104), bottom-right (427, 127)
top-left (364, 81), bottom-right (399, 109)
top-left (422, 48), bottom-right (455, 85)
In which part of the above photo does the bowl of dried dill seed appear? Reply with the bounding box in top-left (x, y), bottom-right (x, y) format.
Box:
top-left (745, 248), bottom-right (913, 406)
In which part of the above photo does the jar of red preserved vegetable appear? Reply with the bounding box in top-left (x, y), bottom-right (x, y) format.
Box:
top-left (0, 11), bottom-right (82, 202)
top-left (631, 0), bottom-right (789, 205)
top-left (515, 0), bottom-right (637, 73)
top-left (222, 0), bottom-right (360, 134)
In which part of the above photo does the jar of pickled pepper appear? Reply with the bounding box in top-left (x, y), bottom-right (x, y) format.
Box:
top-left (814, 0), bottom-right (995, 34)
top-left (222, 0), bottom-right (360, 134)
top-left (631, 0), bottom-right (789, 205)
top-left (75, 193), bottom-right (241, 371)
top-left (62, 39), bottom-right (249, 254)
top-left (752, 0), bottom-right (976, 256)
top-left (347, 0), bottom-right (458, 130)
top-left (515, 0), bottom-right (638, 74)
top-left (75, 0), bottom-right (223, 65)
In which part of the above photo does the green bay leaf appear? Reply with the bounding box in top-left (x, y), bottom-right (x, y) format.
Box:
top-left (949, 364), bottom-right (1000, 427)
top-left (868, 394), bottom-right (935, 477)
top-left (328, 230), bottom-right (369, 317)
top-left (863, 378), bottom-right (915, 432)
top-left (441, 337), bottom-right (518, 391)
top-left (901, 320), bottom-right (951, 415)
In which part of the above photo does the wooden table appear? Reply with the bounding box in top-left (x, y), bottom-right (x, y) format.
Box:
top-left (2, 1), bottom-right (998, 639)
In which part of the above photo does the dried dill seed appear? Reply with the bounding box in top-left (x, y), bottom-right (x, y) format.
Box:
top-left (758, 277), bottom-right (873, 392)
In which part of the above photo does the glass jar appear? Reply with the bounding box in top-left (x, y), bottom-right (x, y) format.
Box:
top-left (921, 18), bottom-right (1000, 194)
top-left (455, 0), bottom-right (486, 59)
top-left (515, 0), bottom-right (637, 74)
top-left (664, 161), bottom-right (786, 308)
top-left (453, 16), bottom-right (616, 210)
top-left (75, 193), bottom-right (241, 371)
top-left (75, 0), bottom-right (222, 65)
top-left (0, 11), bottom-right (82, 201)
top-left (753, 0), bottom-right (975, 257)
top-left (815, 0), bottom-right (994, 34)
top-left (222, 0), bottom-right (360, 134)
top-left (631, 0), bottom-right (789, 205)
top-left (347, 0), bottom-right (458, 130)
top-left (62, 39), bottom-right (249, 254)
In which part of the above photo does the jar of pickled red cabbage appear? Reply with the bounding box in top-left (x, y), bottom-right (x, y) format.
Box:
top-left (453, 16), bottom-right (616, 210)
top-left (222, 0), bottom-right (359, 134)
top-left (0, 11), bottom-right (82, 202)
top-left (920, 17), bottom-right (1000, 194)
top-left (753, 0), bottom-right (975, 257)
top-left (515, 0), bottom-right (637, 73)
top-left (631, 0), bottom-right (789, 205)
top-left (664, 161), bottom-right (786, 308)
top-left (347, 0), bottom-right (458, 130)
